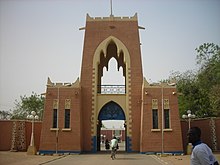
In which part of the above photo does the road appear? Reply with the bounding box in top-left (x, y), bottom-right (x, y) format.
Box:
top-left (6, 150), bottom-right (219, 165)
top-left (40, 153), bottom-right (166, 165)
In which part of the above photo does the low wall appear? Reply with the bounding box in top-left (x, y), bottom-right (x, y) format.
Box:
top-left (25, 121), bottom-right (42, 151)
top-left (0, 118), bottom-right (219, 153)
top-left (0, 120), bottom-right (13, 150)
top-left (181, 117), bottom-right (220, 153)
top-left (0, 120), bottom-right (42, 151)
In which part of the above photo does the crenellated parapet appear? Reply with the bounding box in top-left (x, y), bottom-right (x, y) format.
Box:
top-left (143, 77), bottom-right (176, 88)
top-left (86, 13), bottom-right (138, 22)
top-left (46, 77), bottom-right (80, 88)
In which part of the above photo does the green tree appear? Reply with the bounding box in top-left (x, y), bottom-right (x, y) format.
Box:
top-left (209, 84), bottom-right (220, 116)
top-left (169, 43), bottom-right (220, 118)
top-left (196, 43), bottom-right (220, 90)
top-left (196, 43), bottom-right (220, 117)
top-left (0, 110), bottom-right (11, 120)
top-left (169, 70), bottom-right (198, 117)
top-left (11, 92), bottom-right (45, 120)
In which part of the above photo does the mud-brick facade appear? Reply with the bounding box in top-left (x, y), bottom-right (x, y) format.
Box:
top-left (39, 13), bottom-right (183, 154)
top-left (39, 80), bottom-right (82, 153)
top-left (141, 82), bottom-right (183, 153)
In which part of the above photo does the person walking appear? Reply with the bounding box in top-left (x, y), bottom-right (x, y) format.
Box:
top-left (110, 136), bottom-right (118, 160)
top-left (105, 139), bottom-right (110, 150)
top-left (188, 127), bottom-right (219, 165)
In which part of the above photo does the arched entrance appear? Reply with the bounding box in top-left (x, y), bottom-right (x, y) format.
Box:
top-left (97, 101), bottom-right (126, 152)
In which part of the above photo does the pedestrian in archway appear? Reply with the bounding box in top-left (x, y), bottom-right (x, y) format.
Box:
top-left (110, 136), bottom-right (118, 160)
top-left (105, 139), bottom-right (110, 150)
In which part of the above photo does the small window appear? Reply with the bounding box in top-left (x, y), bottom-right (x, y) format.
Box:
top-left (53, 109), bottom-right (57, 128)
top-left (164, 109), bottom-right (170, 129)
top-left (152, 109), bottom-right (158, 129)
top-left (64, 109), bottom-right (70, 128)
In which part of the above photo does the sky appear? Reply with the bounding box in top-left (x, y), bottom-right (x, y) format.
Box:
top-left (0, 0), bottom-right (220, 113)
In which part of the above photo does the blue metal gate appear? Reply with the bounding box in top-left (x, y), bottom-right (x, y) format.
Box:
top-left (98, 101), bottom-right (125, 120)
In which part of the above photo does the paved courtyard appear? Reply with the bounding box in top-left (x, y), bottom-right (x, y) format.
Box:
top-left (0, 151), bottom-right (219, 165)
top-left (0, 151), bottom-right (188, 165)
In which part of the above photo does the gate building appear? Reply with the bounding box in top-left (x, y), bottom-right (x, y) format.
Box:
top-left (39, 13), bottom-right (183, 154)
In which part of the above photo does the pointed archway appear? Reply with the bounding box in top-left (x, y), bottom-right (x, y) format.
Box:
top-left (97, 101), bottom-right (126, 152)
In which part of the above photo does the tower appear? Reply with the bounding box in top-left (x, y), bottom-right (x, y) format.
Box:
top-left (80, 13), bottom-right (143, 152)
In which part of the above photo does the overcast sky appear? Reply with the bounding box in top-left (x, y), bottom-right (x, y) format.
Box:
top-left (0, 0), bottom-right (220, 112)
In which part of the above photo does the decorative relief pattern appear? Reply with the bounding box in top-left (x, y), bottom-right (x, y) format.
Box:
top-left (164, 99), bottom-right (169, 109)
top-left (210, 117), bottom-right (217, 151)
top-left (17, 121), bottom-right (26, 151)
top-left (152, 99), bottom-right (158, 109)
top-left (10, 121), bottom-right (26, 151)
top-left (53, 99), bottom-right (58, 109)
top-left (11, 121), bottom-right (17, 151)
top-left (127, 68), bottom-right (132, 137)
top-left (91, 68), bottom-right (96, 137)
top-left (65, 99), bottom-right (71, 109)
top-left (98, 85), bottom-right (126, 94)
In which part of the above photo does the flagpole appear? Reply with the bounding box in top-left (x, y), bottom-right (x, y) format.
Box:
top-left (110, 0), bottom-right (113, 16)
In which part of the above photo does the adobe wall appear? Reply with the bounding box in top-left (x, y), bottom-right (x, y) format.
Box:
top-left (0, 120), bottom-right (13, 150)
top-left (181, 117), bottom-right (220, 153)
top-left (0, 118), bottom-right (219, 153)
top-left (215, 119), bottom-right (220, 150)
top-left (39, 86), bottom-right (82, 153)
top-left (100, 129), bottom-right (126, 142)
top-left (0, 120), bottom-right (42, 151)
top-left (26, 121), bottom-right (42, 151)
top-left (140, 86), bottom-right (183, 153)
